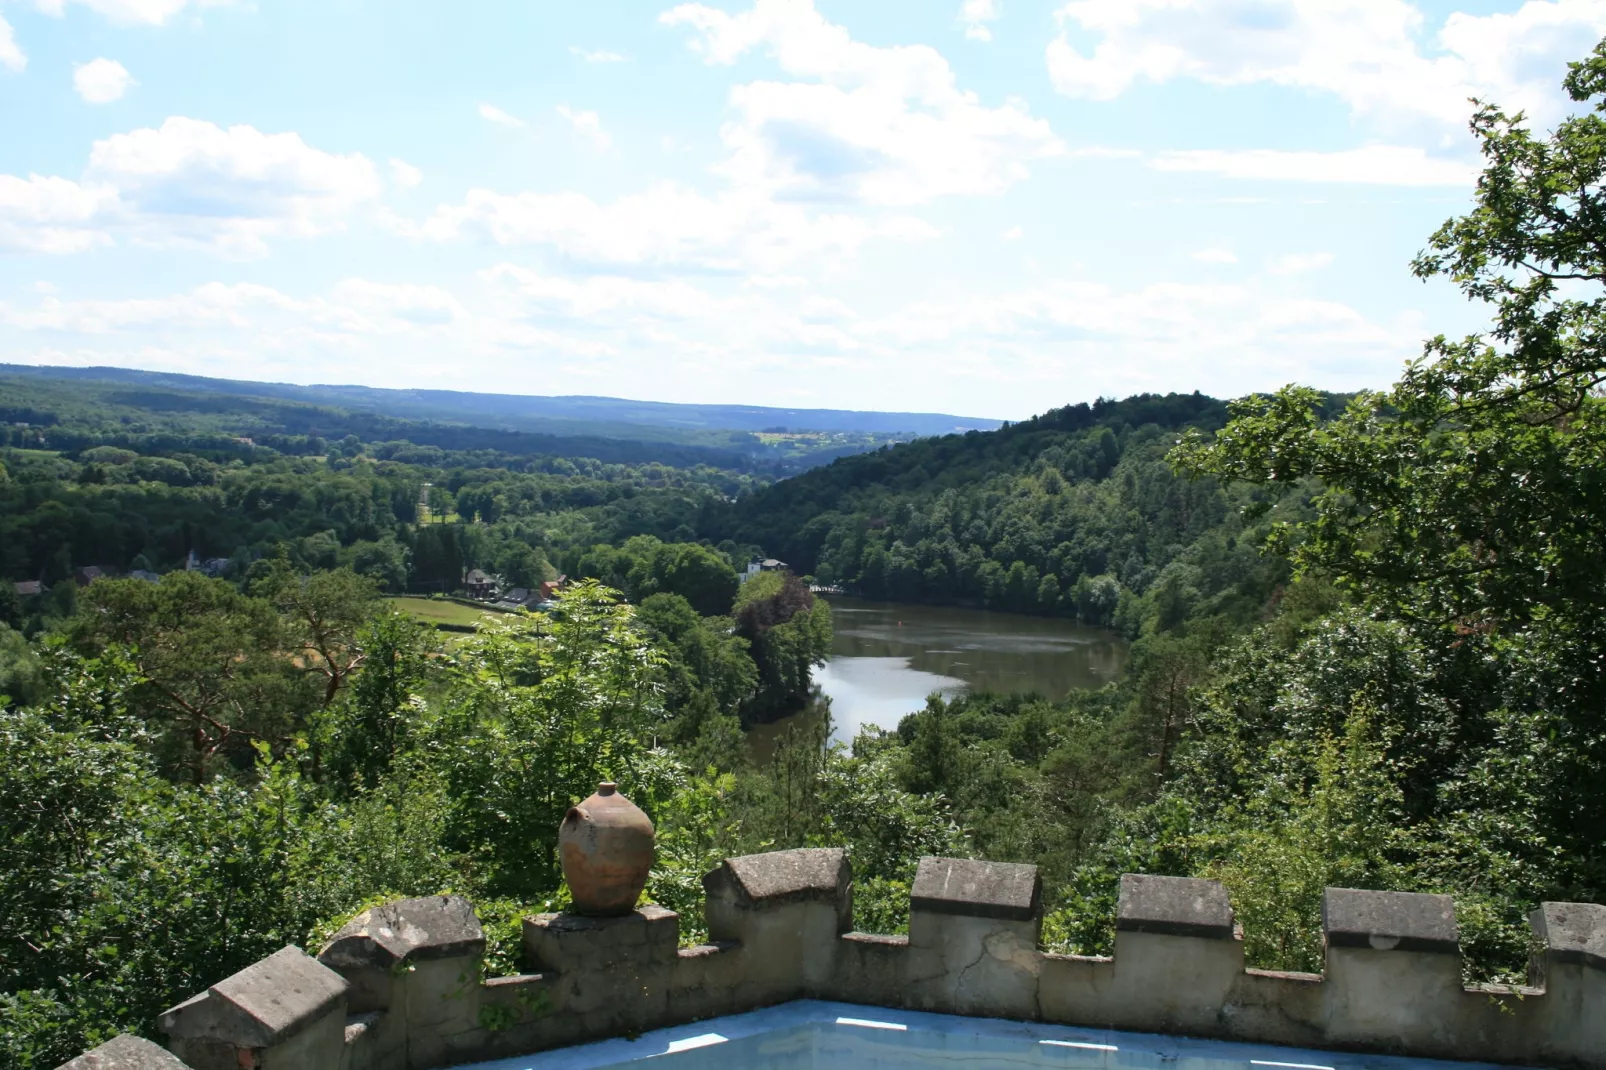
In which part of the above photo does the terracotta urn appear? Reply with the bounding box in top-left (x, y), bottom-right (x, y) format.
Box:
top-left (559, 782), bottom-right (655, 916)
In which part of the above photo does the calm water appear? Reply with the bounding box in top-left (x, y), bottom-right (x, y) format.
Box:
top-left (753, 598), bottom-right (1129, 752)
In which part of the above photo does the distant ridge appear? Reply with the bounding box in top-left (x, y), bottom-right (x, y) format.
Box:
top-left (0, 364), bottom-right (1002, 438)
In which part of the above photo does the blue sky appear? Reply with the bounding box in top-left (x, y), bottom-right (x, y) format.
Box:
top-left (0, 0), bottom-right (1601, 419)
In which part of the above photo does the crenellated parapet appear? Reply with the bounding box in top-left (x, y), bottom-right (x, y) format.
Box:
top-left (60, 851), bottom-right (1606, 1070)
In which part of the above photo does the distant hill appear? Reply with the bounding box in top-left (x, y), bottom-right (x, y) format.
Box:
top-left (0, 364), bottom-right (1001, 439)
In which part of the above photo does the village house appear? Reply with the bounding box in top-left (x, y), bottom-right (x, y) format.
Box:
top-left (14, 580), bottom-right (42, 598)
top-left (740, 558), bottom-right (789, 584)
top-left (463, 569), bottom-right (496, 599)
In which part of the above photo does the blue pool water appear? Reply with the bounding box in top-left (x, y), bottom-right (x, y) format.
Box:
top-left (453, 1001), bottom-right (1521, 1070)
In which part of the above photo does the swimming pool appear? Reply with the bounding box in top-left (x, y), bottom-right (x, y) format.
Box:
top-left (450, 1000), bottom-right (1524, 1070)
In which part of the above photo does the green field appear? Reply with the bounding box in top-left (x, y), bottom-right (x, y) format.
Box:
top-left (388, 596), bottom-right (497, 629)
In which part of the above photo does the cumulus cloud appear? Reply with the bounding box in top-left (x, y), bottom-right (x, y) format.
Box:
top-left (74, 58), bottom-right (135, 103)
top-left (570, 46), bottom-right (628, 63)
top-left (84, 117), bottom-right (382, 254)
top-left (959, 0), bottom-right (1001, 41)
top-left (1, 117), bottom-right (381, 256)
top-left (478, 103), bottom-right (527, 128)
top-left (1151, 145), bottom-right (1478, 185)
top-left (1192, 247), bottom-right (1237, 263)
top-left (0, 173), bottom-right (119, 253)
top-left (1047, 0), bottom-right (1606, 133)
top-left (0, 14), bottom-right (25, 72)
top-left (661, 0), bottom-right (1063, 204)
top-left (555, 105), bottom-right (612, 151)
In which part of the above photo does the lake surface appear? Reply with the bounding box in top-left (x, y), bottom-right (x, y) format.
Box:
top-left (752, 598), bottom-right (1129, 753)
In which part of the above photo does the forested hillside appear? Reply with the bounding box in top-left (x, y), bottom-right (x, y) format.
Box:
top-left (715, 391), bottom-right (1337, 635)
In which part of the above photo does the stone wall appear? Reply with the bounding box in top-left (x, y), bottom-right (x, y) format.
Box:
top-left (60, 850), bottom-right (1606, 1070)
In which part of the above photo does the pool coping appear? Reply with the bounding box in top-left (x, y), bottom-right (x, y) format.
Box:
top-left (448, 999), bottom-right (1532, 1070)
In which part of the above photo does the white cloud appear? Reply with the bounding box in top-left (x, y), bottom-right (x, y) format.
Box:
top-left (1001, 225), bottom-right (1023, 240)
top-left (478, 103), bottom-right (527, 128)
top-left (570, 45), bottom-right (628, 63)
top-left (74, 57), bottom-right (135, 103)
top-left (0, 174), bottom-right (119, 253)
top-left (34, 0), bottom-right (236, 26)
top-left (0, 14), bottom-right (25, 72)
top-left (389, 158), bottom-right (423, 189)
top-left (1152, 145), bottom-right (1478, 185)
top-left (84, 117), bottom-right (382, 254)
top-left (555, 105), bottom-right (612, 151)
top-left (662, 0), bottom-right (1062, 205)
top-left (1192, 247), bottom-right (1236, 263)
top-left (1269, 251), bottom-right (1335, 275)
top-left (0, 117), bottom-right (381, 255)
top-left (1047, 0), bottom-right (1606, 132)
top-left (406, 183), bottom-right (937, 270)
top-left (959, 0), bottom-right (1001, 41)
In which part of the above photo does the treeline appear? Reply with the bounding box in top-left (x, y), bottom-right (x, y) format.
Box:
top-left (0, 438), bottom-right (763, 601)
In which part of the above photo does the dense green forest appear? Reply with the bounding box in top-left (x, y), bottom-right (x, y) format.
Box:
top-left (9, 36), bottom-right (1606, 1070)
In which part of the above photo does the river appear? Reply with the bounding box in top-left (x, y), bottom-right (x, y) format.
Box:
top-left (749, 597), bottom-right (1130, 755)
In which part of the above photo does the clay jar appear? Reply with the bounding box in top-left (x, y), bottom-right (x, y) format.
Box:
top-left (559, 782), bottom-right (655, 916)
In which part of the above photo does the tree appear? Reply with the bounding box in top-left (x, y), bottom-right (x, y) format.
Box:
top-left (733, 572), bottom-right (833, 724)
top-left (254, 563), bottom-right (382, 709)
top-left (1176, 46), bottom-right (1606, 635)
top-left (70, 572), bottom-right (313, 782)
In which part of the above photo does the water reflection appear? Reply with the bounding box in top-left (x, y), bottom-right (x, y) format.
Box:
top-left (749, 597), bottom-right (1130, 755)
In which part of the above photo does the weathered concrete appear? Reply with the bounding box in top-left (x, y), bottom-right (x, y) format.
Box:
top-left (906, 856), bottom-right (1043, 1019)
top-left (1321, 888), bottom-right (1465, 1058)
top-left (910, 856), bottom-right (1040, 921)
top-left (120, 854), bottom-right (1606, 1070)
top-left (316, 895), bottom-right (486, 1070)
top-left (159, 945), bottom-right (347, 1070)
top-left (56, 1034), bottom-right (191, 1070)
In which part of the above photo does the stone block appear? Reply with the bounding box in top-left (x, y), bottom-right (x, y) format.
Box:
top-left (1117, 873), bottom-right (1234, 939)
top-left (319, 895), bottom-right (485, 1013)
top-left (56, 1035), bottom-right (192, 1070)
top-left (523, 905), bottom-right (679, 974)
top-left (703, 847), bottom-right (852, 936)
top-left (1528, 902), bottom-right (1606, 1067)
top-left (1532, 901), bottom-right (1606, 972)
top-left (1322, 887), bottom-right (1457, 952)
top-left (910, 856), bottom-right (1040, 922)
top-left (160, 946), bottom-right (347, 1070)
top-left (703, 848), bottom-right (852, 1001)
top-left (1321, 888), bottom-right (1462, 1055)
top-left (907, 858), bottom-right (1042, 1020)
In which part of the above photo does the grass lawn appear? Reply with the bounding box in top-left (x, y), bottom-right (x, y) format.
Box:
top-left (388, 596), bottom-right (497, 629)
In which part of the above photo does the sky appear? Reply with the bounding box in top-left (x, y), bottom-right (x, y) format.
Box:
top-left (1, 0), bottom-right (1603, 420)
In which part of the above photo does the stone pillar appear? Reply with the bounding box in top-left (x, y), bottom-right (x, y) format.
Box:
top-left (906, 856), bottom-right (1042, 1018)
top-left (522, 904), bottom-right (680, 1042)
top-left (318, 894), bottom-right (486, 1070)
top-left (1107, 873), bottom-right (1243, 1035)
top-left (56, 1034), bottom-right (194, 1069)
top-left (158, 946), bottom-right (347, 1070)
top-left (1321, 887), bottom-right (1461, 1054)
top-left (1529, 901), bottom-right (1606, 1068)
top-left (702, 847), bottom-right (852, 1004)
